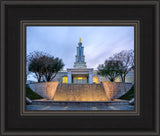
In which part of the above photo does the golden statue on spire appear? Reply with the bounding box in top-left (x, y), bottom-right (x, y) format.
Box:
top-left (79, 37), bottom-right (81, 42)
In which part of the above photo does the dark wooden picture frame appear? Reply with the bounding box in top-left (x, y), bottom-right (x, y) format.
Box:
top-left (0, 0), bottom-right (159, 136)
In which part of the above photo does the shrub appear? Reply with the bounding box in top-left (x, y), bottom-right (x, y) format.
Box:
top-left (119, 85), bottom-right (134, 100)
top-left (26, 87), bottom-right (43, 100)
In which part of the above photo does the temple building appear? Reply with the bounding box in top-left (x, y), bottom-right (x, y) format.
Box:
top-left (52, 38), bottom-right (134, 84)
top-left (66, 37), bottom-right (94, 84)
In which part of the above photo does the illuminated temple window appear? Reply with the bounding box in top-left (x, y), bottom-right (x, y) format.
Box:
top-left (115, 77), bottom-right (121, 82)
top-left (93, 76), bottom-right (98, 84)
top-left (74, 77), bottom-right (87, 80)
top-left (62, 76), bottom-right (68, 83)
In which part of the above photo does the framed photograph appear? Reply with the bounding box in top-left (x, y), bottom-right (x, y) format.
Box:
top-left (23, 21), bottom-right (137, 114)
top-left (1, 0), bottom-right (159, 136)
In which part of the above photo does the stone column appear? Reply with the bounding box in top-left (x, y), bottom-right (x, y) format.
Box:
top-left (82, 47), bottom-right (84, 55)
top-left (89, 69), bottom-right (93, 84)
top-left (77, 47), bottom-right (79, 56)
top-left (67, 70), bottom-right (72, 83)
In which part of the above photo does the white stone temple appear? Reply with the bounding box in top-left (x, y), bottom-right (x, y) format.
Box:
top-left (67, 37), bottom-right (93, 84)
top-left (52, 38), bottom-right (134, 84)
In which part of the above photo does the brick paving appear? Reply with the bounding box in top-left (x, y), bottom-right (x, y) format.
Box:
top-left (26, 105), bottom-right (134, 111)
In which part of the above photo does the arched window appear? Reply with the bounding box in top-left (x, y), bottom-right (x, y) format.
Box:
top-left (62, 76), bottom-right (68, 83)
top-left (93, 76), bottom-right (98, 84)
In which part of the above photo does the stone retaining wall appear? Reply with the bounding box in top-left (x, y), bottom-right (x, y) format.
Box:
top-left (53, 84), bottom-right (108, 101)
top-left (102, 82), bottom-right (132, 100)
top-left (29, 82), bottom-right (59, 100)
top-left (29, 82), bottom-right (132, 101)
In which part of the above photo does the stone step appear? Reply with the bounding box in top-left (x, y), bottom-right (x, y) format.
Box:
top-left (32, 100), bottom-right (129, 106)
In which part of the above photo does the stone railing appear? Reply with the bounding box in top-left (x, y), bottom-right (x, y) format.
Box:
top-left (102, 82), bottom-right (132, 100)
top-left (29, 82), bottom-right (59, 100)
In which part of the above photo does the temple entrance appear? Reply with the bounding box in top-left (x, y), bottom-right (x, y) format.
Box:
top-left (67, 68), bottom-right (93, 84)
top-left (73, 77), bottom-right (87, 84)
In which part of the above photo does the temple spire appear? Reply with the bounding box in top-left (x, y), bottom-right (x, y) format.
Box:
top-left (73, 38), bottom-right (87, 69)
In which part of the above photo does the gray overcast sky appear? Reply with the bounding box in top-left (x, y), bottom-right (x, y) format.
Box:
top-left (27, 26), bottom-right (134, 71)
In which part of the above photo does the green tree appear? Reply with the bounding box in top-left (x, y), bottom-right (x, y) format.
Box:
top-left (43, 56), bottom-right (64, 81)
top-left (28, 51), bottom-right (64, 82)
top-left (97, 60), bottom-right (122, 82)
top-left (28, 51), bottom-right (46, 82)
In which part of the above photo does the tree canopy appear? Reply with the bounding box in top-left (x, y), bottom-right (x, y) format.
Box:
top-left (97, 49), bottom-right (134, 82)
top-left (42, 56), bottom-right (64, 81)
top-left (109, 49), bottom-right (134, 82)
top-left (97, 60), bottom-right (122, 82)
top-left (28, 51), bottom-right (64, 82)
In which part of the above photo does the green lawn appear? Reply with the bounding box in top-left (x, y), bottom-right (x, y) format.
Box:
top-left (119, 85), bottom-right (134, 100)
top-left (26, 86), bottom-right (43, 100)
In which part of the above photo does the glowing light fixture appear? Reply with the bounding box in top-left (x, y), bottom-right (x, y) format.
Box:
top-left (115, 77), bottom-right (121, 82)
top-left (62, 76), bottom-right (68, 83)
top-left (93, 76), bottom-right (98, 84)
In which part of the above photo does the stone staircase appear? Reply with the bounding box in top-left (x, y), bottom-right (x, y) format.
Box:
top-left (53, 84), bottom-right (108, 101)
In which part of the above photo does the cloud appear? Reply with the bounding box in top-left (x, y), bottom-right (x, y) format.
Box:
top-left (27, 26), bottom-right (134, 80)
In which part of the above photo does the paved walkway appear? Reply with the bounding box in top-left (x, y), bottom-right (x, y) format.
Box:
top-left (26, 105), bottom-right (134, 111)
